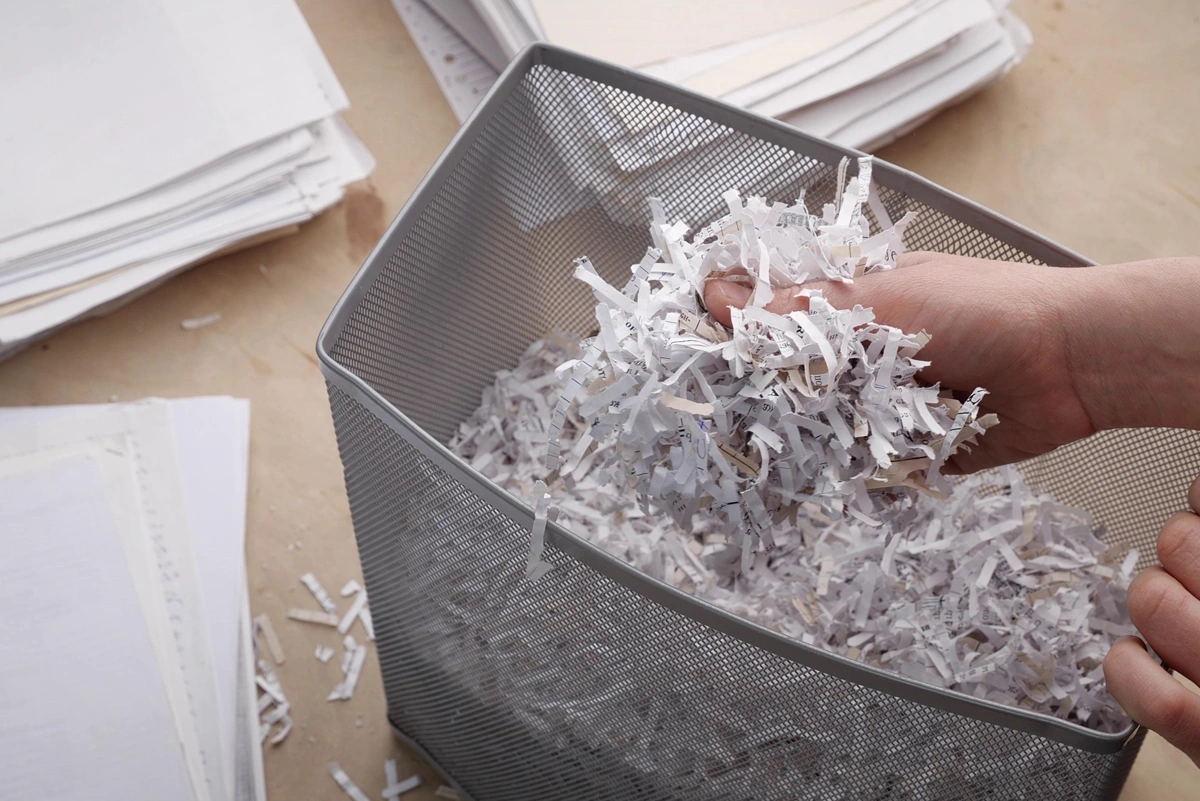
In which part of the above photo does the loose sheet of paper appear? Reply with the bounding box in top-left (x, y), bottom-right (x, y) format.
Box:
top-left (392, 0), bottom-right (499, 123)
top-left (528, 0), bottom-right (874, 68)
top-left (680, 0), bottom-right (912, 97)
top-left (0, 0), bottom-right (339, 240)
top-left (0, 448), bottom-right (197, 801)
top-left (0, 397), bottom-right (255, 800)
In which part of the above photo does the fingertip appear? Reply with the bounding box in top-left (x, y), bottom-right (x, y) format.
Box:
top-left (1126, 566), bottom-right (1175, 633)
top-left (702, 279), bottom-right (751, 328)
top-left (1117, 634), bottom-right (1148, 650)
top-left (1156, 511), bottom-right (1200, 571)
top-left (1103, 637), bottom-right (1200, 762)
top-left (1102, 635), bottom-right (1150, 707)
top-left (1189, 474), bottom-right (1200, 516)
top-left (1109, 635), bottom-right (1149, 660)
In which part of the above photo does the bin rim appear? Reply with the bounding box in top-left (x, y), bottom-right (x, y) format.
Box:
top-left (317, 42), bottom-right (1131, 755)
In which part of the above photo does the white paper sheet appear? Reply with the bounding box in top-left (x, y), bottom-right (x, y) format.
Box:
top-left (0, 0), bottom-right (373, 355)
top-left (0, 0), bottom-right (340, 241)
top-left (847, 14), bottom-right (1030, 151)
top-left (468, 0), bottom-right (541, 60)
top-left (170, 398), bottom-right (253, 791)
top-left (0, 397), bottom-right (254, 801)
top-left (2, 183), bottom-right (314, 304)
top-left (0, 453), bottom-right (198, 801)
top-left (395, 0), bottom-right (500, 123)
top-left (0, 117), bottom-right (372, 309)
top-left (748, 0), bottom-right (997, 117)
top-left (639, 22), bottom-right (825, 85)
top-left (0, 132), bottom-right (371, 348)
top-left (783, 15), bottom-right (1023, 149)
top-left (524, 0), bottom-right (874, 68)
top-left (0, 233), bottom-right (266, 347)
top-left (426, 0), bottom-right (510, 71)
top-left (234, 595), bottom-right (268, 801)
top-left (0, 131), bottom-right (314, 270)
top-left (680, 0), bottom-right (915, 97)
top-left (718, 0), bottom-right (938, 106)
top-left (783, 18), bottom-right (1004, 139)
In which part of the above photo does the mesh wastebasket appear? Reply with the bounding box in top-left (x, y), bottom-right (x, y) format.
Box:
top-left (318, 44), bottom-right (1200, 801)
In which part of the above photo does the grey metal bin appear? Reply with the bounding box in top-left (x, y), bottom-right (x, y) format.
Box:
top-left (318, 44), bottom-right (1200, 801)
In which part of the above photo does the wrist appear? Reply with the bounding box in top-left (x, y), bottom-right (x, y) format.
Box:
top-left (1058, 258), bottom-right (1200, 432)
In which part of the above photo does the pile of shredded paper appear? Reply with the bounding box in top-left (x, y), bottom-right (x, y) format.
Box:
top-left (451, 157), bottom-right (1137, 731)
top-left (545, 157), bottom-right (996, 575)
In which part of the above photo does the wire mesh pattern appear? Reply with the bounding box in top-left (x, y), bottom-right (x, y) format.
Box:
top-left (329, 384), bottom-right (1141, 801)
top-left (321, 46), bottom-right (1200, 800)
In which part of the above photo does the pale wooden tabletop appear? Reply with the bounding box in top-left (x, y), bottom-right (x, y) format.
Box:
top-left (2, 0), bottom-right (1197, 798)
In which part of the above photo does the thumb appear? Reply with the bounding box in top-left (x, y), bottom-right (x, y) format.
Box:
top-left (702, 278), bottom-right (752, 327)
top-left (702, 251), bottom-right (937, 327)
top-left (704, 276), bottom-right (856, 327)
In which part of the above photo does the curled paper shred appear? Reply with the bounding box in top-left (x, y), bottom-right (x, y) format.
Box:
top-left (256, 658), bottom-right (292, 745)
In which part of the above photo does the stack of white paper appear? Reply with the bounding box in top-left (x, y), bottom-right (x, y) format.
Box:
top-left (0, 0), bottom-right (374, 358)
top-left (408, 0), bottom-right (1029, 151)
top-left (0, 397), bottom-right (262, 801)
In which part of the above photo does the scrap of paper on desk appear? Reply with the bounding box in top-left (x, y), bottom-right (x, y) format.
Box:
top-left (0, 397), bottom-right (260, 801)
top-left (0, 0), bottom-right (375, 357)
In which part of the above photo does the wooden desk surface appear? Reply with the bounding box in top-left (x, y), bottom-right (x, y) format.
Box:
top-left (2, 0), bottom-right (1197, 798)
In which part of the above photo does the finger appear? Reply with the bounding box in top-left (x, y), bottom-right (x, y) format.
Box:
top-left (1157, 510), bottom-right (1200, 598)
top-left (764, 287), bottom-right (812, 317)
top-left (1127, 567), bottom-right (1200, 686)
top-left (1190, 473), bottom-right (1200, 515)
top-left (701, 277), bottom-right (821, 326)
top-left (704, 252), bottom-right (957, 331)
top-left (941, 412), bottom-right (1060, 475)
top-left (943, 438), bottom-right (1045, 476)
top-left (1104, 636), bottom-right (1200, 766)
top-left (702, 279), bottom-right (752, 327)
top-left (704, 273), bottom-right (883, 324)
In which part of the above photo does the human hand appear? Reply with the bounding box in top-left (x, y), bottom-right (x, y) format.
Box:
top-left (1104, 475), bottom-right (1200, 768)
top-left (703, 252), bottom-right (1093, 473)
top-left (702, 253), bottom-right (1200, 473)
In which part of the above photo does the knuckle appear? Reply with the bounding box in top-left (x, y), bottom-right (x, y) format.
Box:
top-left (1157, 512), bottom-right (1199, 565)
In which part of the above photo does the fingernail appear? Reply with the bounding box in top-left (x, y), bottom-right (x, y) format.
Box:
top-left (1114, 635), bottom-right (1147, 650)
top-left (708, 279), bottom-right (752, 310)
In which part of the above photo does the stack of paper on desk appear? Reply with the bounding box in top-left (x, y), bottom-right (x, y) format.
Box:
top-left (0, 397), bottom-right (262, 801)
top-left (406, 0), bottom-right (1029, 153)
top-left (0, 0), bottom-right (374, 358)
